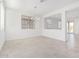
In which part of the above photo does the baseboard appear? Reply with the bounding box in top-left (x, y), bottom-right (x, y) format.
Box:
top-left (6, 35), bottom-right (42, 41)
top-left (6, 35), bottom-right (66, 42)
top-left (42, 35), bottom-right (66, 42)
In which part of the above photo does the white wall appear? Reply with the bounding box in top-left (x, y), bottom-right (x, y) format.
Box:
top-left (0, 1), bottom-right (5, 50)
top-left (6, 8), bottom-right (41, 40)
top-left (74, 18), bottom-right (79, 34)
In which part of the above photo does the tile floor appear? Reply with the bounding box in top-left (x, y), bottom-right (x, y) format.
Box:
top-left (0, 36), bottom-right (79, 58)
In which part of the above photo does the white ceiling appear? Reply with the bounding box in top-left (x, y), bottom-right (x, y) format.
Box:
top-left (4, 0), bottom-right (79, 17)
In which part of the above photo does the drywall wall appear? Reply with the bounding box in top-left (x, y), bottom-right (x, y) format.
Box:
top-left (5, 8), bottom-right (41, 40)
top-left (74, 18), bottom-right (79, 34)
top-left (0, 1), bottom-right (5, 50)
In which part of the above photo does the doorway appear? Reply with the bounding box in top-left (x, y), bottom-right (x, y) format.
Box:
top-left (66, 7), bottom-right (79, 48)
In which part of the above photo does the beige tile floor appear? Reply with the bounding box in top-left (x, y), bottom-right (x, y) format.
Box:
top-left (0, 36), bottom-right (79, 58)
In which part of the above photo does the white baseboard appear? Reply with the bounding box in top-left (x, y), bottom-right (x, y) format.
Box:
top-left (6, 35), bottom-right (42, 41)
top-left (42, 35), bottom-right (66, 42)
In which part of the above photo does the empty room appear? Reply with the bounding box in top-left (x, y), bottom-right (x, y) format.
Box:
top-left (0, 0), bottom-right (79, 58)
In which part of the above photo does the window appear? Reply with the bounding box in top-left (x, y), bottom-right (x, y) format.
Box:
top-left (21, 15), bottom-right (35, 29)
top-left (44, 14), bottom-right (62, 29)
